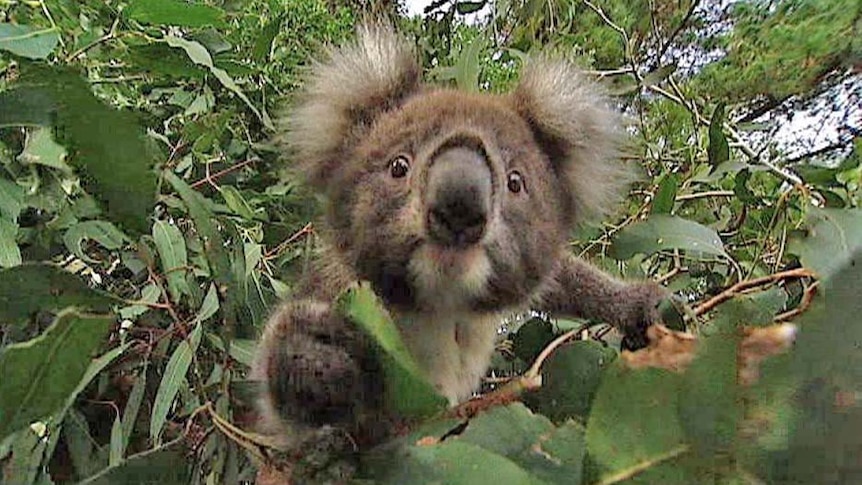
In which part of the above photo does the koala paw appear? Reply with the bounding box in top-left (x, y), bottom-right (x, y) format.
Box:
top-left (618, 282), bottom-right (668, 351)
top-left (291, 425), bottom-right (359, 484)
top-left (254, 300), bottom-right (382, 436)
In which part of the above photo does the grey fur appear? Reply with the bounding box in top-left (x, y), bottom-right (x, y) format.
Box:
top-left (253, 24), bottom-right (666, 470)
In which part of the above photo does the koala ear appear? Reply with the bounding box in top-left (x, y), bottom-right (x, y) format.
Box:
top-left (511, 56), bottom-right (633, 224)
top-left (279, 24), bottom-right (421, 189)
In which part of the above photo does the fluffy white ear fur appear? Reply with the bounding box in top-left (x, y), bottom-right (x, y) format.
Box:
top-left (512, 56), bottom-right (632, 223)
top-left (280, 24), bottom-right (421, 188)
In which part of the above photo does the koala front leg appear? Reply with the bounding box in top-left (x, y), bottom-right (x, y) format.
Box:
top-left (252, 299), bottom-right (385, 478)
top-left (535, 255), bottom-right (668, 350)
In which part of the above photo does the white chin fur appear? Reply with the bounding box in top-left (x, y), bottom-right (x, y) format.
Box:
top-left (408, 244), bottom-right (491, 307)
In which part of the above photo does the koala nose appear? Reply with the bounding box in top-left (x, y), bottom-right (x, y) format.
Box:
top-left (426, 146), bottom-right (492, 247)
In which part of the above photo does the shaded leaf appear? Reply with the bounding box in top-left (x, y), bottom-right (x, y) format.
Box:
top-left (585, 363), bottom-right (687, 480)
top-left (63, 221), bottom-right (130, 264)
top-left (707, 102), bottom-right (730, 167)
top-left (165, 161), bottom-right (236, 331)
top-left (152, 220), bottom-right (190, 302)
top-left (456, 1), bottom-right (486, 14)
top-left (0, 264), bottom-right (117, 325)
top-left (526, 341), bottom-right (617, 423)
top-left (651, 173), bottom-right (679, 215)
top-left (511, 316), bottom-right (556, 363)
top-left (78, 442), bottom-right (190, 485)
top-left (150, 323), bottom-right (202, 444)
top-left (0, 309), bottom-right (113, 439)
top-left (788, 207), bottom-right (862, 278)
top-left (0, 66), bottom-right (158, 234)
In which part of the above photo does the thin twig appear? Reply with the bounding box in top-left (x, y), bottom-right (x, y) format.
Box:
top-left (189, 158), bottom-right (258, 189)
top-left (675, 190), bottom-right (735, 201)
top-left (694, 267), bottom-right (815, 316)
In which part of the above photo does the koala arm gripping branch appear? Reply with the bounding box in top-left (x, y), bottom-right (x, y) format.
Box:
top-left (535, 255), bottom-right (667, 350)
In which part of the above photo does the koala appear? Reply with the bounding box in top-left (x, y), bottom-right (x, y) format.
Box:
top-left (253, 23), bottom-right (665, 460)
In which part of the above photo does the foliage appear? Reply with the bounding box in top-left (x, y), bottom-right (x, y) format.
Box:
top-left (0, 0), bottom-right (859, 483)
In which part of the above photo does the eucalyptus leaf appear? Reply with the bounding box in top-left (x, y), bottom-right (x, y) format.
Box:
top-left (610, 215), bottom-right (727, 259)
top-left (0, 309), bottom-right (114, 439)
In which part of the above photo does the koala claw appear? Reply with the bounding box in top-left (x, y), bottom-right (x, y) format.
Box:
top-left (619, 282), bottom-right (668, 351)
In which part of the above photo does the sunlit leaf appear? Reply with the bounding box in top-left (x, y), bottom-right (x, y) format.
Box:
top-left (126, 0), bottom-right (226, 28)
top-left (610, 215), bottom-right (727, 259)
top-left (0, 23), bottom-right (60, 59)
top-left (337, 283), bottom-right (448, 418)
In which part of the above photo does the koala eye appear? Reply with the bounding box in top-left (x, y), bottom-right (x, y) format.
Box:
top-left (507, 171), bottom-right (524, 193)
top-left (389, 155), bottom-right (410, 178)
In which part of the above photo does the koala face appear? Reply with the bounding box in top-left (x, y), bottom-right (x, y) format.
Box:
top-left (327, 91), bottom-right (570, 311)
top-left (283, 25), bottom-right (631, 313)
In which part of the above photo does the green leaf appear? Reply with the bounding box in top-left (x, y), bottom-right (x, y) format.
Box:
top-left (206, 334), bottom-right (256, 367)
top-left (367, 440), bottom-right (544, 485)
top-left (454, 36), bottom-right (485, 92)
top-left (0, 178), bottom-right (24, 222)
top-left (0, 264), bottom-right (117, 326)
top-left (252, 14), bottom-right (283, 61)
top-left (511, 316), bottom-right (556, 363)
top-left (0, 23), bottom-right (60, 59)
top-left (120, 365), bottom-right (147, 457)
top-left (707, 102), bottom-right (730, 168)
top-left (125, 0), bottom-right (226, 27)
top-left (164, 171), bottom-right (237, 335)
top-left (219, 185), bottom-right (256, 219)
top-left (526, 341), bottom-right (617, 423)
top-left (0, 218), bottom-right (22, 268)
top-left (641, 63), bottom-right (677, 88)
top-left (456, 1), bottom-right (486, 14)
top-left (336, 284), bottom-right (448, 418)
top-left (152, 220), bottom-right (190, 302)
top-left (651, 173), bottom-right (679, 215)
top-left (678, 306), bottom-right (741, 462)
top-left (150, 323), bottom-right (202, 444)
top-left (458, 403), bottom-right (586, 484)
top-left (0, 66), bottom-right (158, 234)
top-left (63, 221), bottom-right (130, 263)
top-left (78, 442), bottom-right (190, 485)
top-left (585, 363), bottom-right (687, 481)
top-left (751, 248), bottom-right (862, 482)
top-left (610, 215), bottom-right (727, 259)
top-left (0, 309), bottom-right (113, 439)
top-left (788, 207), bottom-right (862, 278)
top-left (16, 127), bottom-right (69, 171)
top-left (194, 283), bottom-right (220, 323)
top-left (164, 35), bottom-right (273, 129)
top-left (109, 415), bottom-right (123, 466)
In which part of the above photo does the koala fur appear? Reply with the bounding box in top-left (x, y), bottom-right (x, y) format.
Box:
top-left (253, 24), bottom-right (666, 452)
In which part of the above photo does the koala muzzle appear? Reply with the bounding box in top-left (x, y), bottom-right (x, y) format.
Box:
top-left (426, 146), bottom-right (492, 247)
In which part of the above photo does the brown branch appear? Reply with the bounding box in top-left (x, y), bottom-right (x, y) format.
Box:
top-left (774, 281), bottom-right (820, 322)
top-left (694, 267), bottom-right (815, 316)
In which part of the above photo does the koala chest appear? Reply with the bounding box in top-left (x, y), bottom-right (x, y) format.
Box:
top-left (394, 311), bottom-right (503, 405)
